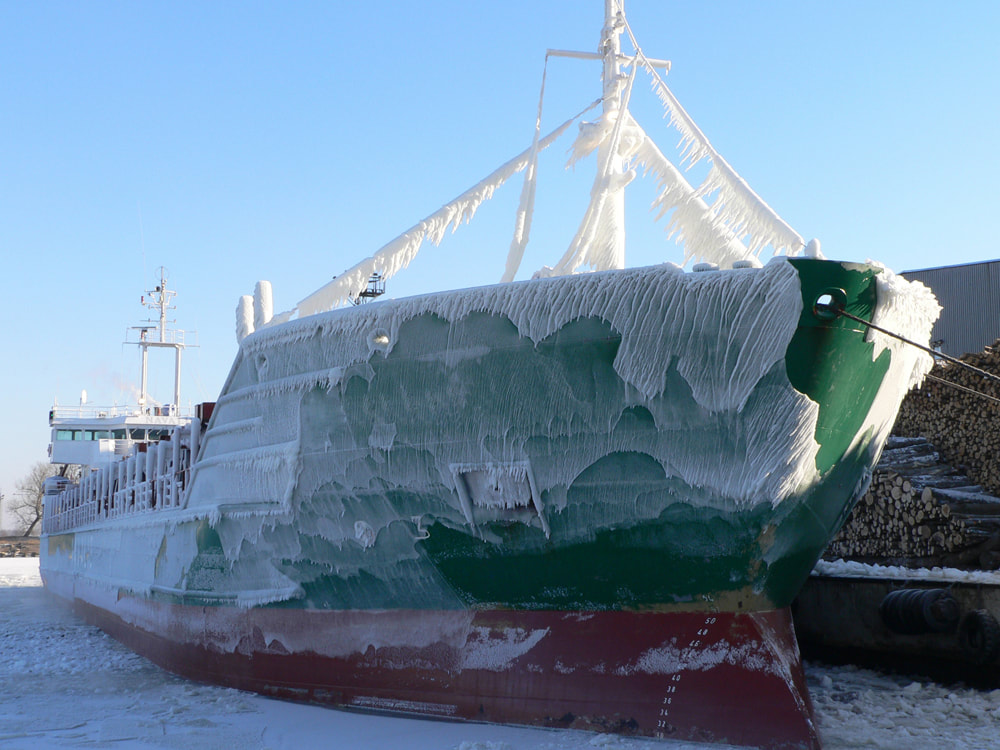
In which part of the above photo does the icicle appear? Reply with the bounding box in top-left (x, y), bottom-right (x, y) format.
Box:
top-left (622, 114), bottom-right (757, 267)
top-left (638, 57), bottom-right (804, 258)
top-left (280, 6), bottom-right (807, 317)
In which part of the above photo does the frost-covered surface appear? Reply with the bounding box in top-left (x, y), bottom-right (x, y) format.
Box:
top-left (216, 263), bottom-right (810, 509)
top-left (837, 265), bottom-right (940, 482)
top-left (814, 558), bottom-right (1000, 585)
top-left (253, 280), bottom-right (273, 330)
top-left (462, 626), bottom-right (551, 672)
top-left (154, 261), bottom-right (822, 607)
top-left (624, 639), bottom-right (777, 678)
top-left (6, 558), bottom-right (999, 750)
top-left (41, 258), bottom-right (940, 613)
top-left (867, 263), bottom-right (940, 389)
top-left (250, 261), bottom-right (802, 407)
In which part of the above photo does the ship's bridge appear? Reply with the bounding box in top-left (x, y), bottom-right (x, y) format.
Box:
top-left (47, 267), bottom-right (204, 471)
top-left (48, 404), bottom-right (192, 469)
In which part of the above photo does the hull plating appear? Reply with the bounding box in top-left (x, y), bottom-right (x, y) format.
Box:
top-left (44, 567), bottom-right (818, 749)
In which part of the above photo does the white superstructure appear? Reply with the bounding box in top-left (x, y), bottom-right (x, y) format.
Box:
top-left (44, 269), bottom-right (210, 533)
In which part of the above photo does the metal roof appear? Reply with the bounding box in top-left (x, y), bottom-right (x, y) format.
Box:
top-left (902, 260), bottom-right (1000, 358)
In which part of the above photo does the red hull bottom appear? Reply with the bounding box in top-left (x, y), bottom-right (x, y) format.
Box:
top-left (63, 590), bottom-right (818, 749)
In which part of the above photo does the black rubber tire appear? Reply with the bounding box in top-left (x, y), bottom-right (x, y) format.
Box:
top-left (958, 609), bottom-right (1000, 664)
top-left (880, 589), bottom-right (919, 634)
top-left (921, 589), bottom-right (961, 633)
top-left (881, 588), bottom-right (959, 635)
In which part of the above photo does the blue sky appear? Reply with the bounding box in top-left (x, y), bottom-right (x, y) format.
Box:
top-left (1, 1), bottom-right (998, 501)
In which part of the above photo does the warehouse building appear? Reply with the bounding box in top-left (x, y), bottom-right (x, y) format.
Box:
top-left (902, 260), bottom-right (1000, 358)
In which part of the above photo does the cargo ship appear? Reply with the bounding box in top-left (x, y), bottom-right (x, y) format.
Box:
top-left (40, 3), bottom-right (940, 748)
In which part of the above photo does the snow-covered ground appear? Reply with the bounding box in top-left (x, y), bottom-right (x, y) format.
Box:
top-left (814, 558), bottom-right (1000, 585)
top-left (3, 558), bottom-right (999, 750)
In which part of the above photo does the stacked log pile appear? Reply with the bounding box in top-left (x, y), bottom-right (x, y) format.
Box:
top-left (893, 341), bottom-right (1000, 496)
top-left (826, 341), bottom-right (1000, 570)
top-left (826, 438), bottom-right (1000, 569)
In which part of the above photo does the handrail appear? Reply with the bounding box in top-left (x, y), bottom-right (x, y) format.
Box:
top-left (41, 421), bottom-right (200, 534)
top-left (49, 404), bottom-right (194, 421)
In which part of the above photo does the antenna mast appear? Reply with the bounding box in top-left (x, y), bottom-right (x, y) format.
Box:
top-left (132, 266), bottom-right (192, 414)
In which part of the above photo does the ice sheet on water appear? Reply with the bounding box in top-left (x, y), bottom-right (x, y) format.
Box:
top-left (5, 558), bottom-right (998, 750)
top-left (807, 661), bottom-right (1000, 750)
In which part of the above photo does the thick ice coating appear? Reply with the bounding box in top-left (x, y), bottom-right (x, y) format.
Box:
top-left (42, 255), bottom-right (941, 626)
top-left (104, 261), bottom-right (897, 605)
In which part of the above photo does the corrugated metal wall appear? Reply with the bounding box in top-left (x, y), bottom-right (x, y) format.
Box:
top-left (902, 260), bottom-right (1000, 357)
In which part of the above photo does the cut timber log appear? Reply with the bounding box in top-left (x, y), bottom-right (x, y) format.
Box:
top-left (826, 339), bottom-right (1000, 571)
top-left (826, 435), bottom-right (1000, 569)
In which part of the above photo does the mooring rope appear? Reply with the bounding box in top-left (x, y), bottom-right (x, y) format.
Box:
top-left (835, 308), bottom-right (1000, 388)
top-left (922, 373), bottom-right (1000, 405)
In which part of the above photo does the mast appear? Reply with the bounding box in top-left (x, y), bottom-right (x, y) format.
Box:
top-left (133, 267), bottom-right (191, 414)
top-left (598, 0), bottom-right (626, 269)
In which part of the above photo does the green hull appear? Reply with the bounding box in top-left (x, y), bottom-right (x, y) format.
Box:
top-left (129, 257), bottom-right (912, 615)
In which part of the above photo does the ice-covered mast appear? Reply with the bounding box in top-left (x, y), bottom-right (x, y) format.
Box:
top-left (540, 0), bottom-right (668, 277)
top-left (590, 0), bottom-right (628, 271)
top-left (258, 0), bottom-right (809, 326)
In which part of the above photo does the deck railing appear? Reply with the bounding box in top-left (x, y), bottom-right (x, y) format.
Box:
top-left (49, 403), bottom-right (194, 421)
top-left (42, 421), bottom-right (200, 534)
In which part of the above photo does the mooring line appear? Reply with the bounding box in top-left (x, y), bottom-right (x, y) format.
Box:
top-left (835, 308), bottom-right (1000, 387)
top-left (923, 373), bottom-right (1000, 405)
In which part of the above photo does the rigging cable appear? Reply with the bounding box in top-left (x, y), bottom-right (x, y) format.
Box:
top-left (923, 373), bottom-right (1000, 406)
top-left (836, 308), bottom-right (1000, 386)
top-left (834, 307), bottom-right (1000, 405)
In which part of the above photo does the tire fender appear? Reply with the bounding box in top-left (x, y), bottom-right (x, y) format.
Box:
top-left (958, 609), bottom-right (1000, 664)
